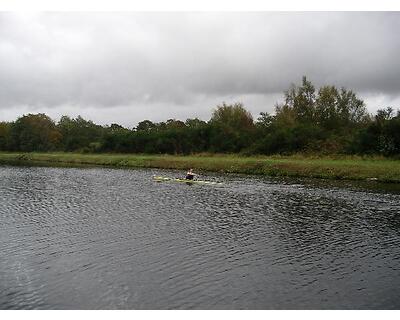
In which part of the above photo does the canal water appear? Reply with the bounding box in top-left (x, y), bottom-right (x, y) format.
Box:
top-left (0, 165), bottom-right (399, 309)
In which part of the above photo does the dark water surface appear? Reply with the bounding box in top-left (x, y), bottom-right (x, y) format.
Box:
top-left (0, 166), bottom-right (399, 309)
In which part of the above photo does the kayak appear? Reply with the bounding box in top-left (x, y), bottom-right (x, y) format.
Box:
top-left (153, 176), bottom-right (222, 185)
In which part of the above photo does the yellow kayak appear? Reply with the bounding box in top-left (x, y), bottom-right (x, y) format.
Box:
top-left (153, 176), bottom-right (222, 185)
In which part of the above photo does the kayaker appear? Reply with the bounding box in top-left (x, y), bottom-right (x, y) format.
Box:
top-left (185, 168), bottom-right (196, 180)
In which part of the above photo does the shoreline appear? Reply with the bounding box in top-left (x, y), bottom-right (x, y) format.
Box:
top-left (0, 152), bottom-right (399, 183)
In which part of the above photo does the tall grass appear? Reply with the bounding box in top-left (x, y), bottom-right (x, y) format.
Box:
top-left (0, 152), bottom-right (399, 183)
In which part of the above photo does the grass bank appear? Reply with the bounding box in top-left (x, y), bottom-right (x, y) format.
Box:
top-left (0, 152), bottom-right (399, 183)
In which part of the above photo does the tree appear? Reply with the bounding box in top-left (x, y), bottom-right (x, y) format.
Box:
top-left (165, 119), bottom-right (186, 129)
top-left (336, 88), bottom-right (369, 127)
top-left (376, 107), bottom-right (394, 124)
top-left (185, 118), bottom-right (207, 128)
top-left (0, 122), bottom-right (11, 150)
top-left (209, 102), bottom-right (255, 153)
top-left (210, 102), bottom-right (254, 130)
top-left (284, 76), bottom-right (316, 123)
top-left (256, 112), bottom-right (274, 130)
top-left (58, 115), bottom-right (104, 151)
top-left (274, 104), bottom-right (297, 128)
top-left (9, 114), bottom-right (61, 151)
top-left (253, 77), bottom-right (372, 154)
top-left (315, 85), bottom-right (339, 130)
top-left (135, 120), bottom-right (156, 132)
top-left (108, 123), bottom-right (128, 133)
top-left (352, 107), bottom-right (399, 155)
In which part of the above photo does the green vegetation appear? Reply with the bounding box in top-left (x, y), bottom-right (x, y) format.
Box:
top-left (0, 76), bottom-right (399, 182)
top-left (0, 152), bottom-right (399, 183)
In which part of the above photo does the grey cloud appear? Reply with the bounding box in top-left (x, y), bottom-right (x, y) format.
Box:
top-left (0, 12), bottom-right (399, 125)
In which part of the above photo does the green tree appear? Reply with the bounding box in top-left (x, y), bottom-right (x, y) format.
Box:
top-left (135, 120), bottom-right (156, 132)
top-left (9, 114), bottom-right (61, 151)
top-left (274, 104), bottom-right (297, 128)
top-left (256, 112), bottom-right (274, 130)
top-left (58, 115), bottom-right (104, 151)
top-left (165, 119), bottom-right (186, 129)
top-left (351, 107), bottom-right (399, 155)
top-left (336, 88), bottom-right (369, 128)
top-left (0, 122), bottom-right (11, 151)
top-left (210, 102), bottom-right (254, 130)
top-left (284, 76), bottom-right (316, 123)
top-left (264, 77), bottom-right (370, 154)
top-left (108, 123), bottom-right (129, 133)
top-left (315, 85), bottom-right (339, 130)
top-left (185, 118), bottom-right (207, 128)
top-left (209, 102), bottom-right (255, 153)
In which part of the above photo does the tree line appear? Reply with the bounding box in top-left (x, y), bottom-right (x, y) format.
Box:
top-left (1, 77), bottom-right (399, 156)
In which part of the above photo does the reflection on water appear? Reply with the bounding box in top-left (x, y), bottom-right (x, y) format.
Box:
top-left (0, 166), bottom-right (399, 309)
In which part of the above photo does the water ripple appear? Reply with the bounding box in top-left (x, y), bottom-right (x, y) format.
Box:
top-left (0, 166), bottom-right (400, 309)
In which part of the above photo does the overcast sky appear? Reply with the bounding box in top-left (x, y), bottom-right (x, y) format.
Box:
top-left (0, 12), bottom-right (399, 127)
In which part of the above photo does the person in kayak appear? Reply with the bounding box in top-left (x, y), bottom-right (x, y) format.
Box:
top-left (185, 168), bottom-right (196, 180)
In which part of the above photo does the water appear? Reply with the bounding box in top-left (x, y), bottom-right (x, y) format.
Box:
top-left (0, 165), bottom-right (399, 309)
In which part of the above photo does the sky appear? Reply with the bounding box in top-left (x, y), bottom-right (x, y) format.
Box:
top-left (0, 11), bottom-right (400, 127)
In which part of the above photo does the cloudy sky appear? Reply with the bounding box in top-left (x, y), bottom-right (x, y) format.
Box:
top-left (0, 12), bottom-right (399, 127)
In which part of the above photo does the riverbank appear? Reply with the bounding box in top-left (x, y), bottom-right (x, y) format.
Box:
top-left (0, 152), bottom-right (399, 183)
